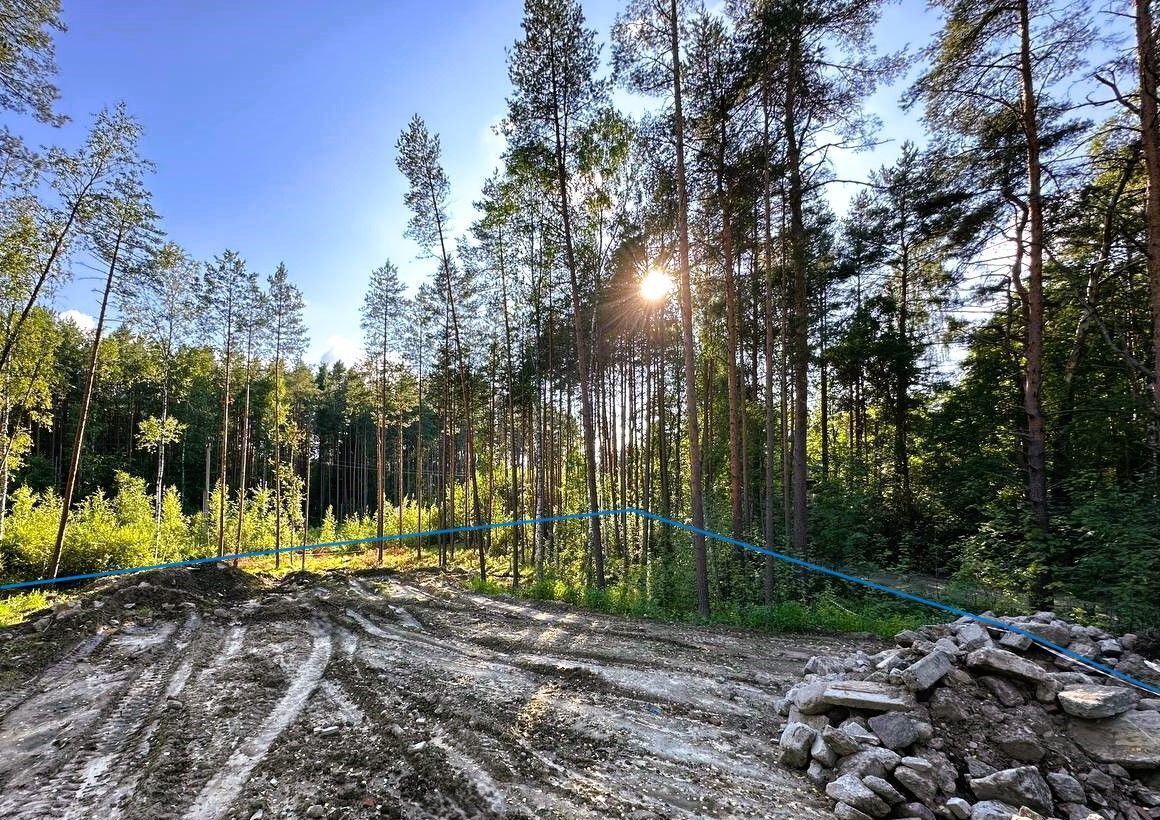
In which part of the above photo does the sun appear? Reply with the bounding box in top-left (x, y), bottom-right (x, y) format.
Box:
top-left (640, 267), bottom-right (675, 302)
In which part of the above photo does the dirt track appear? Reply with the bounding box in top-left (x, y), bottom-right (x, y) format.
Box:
top-left (0, 566), bottom-right (871, 819)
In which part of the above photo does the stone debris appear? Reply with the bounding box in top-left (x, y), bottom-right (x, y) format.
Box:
top-left (777, 611), bottom-right (1160, 819)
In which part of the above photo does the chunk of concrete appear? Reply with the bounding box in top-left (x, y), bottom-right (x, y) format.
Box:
top-left (966, 647), bottom-right (1047, 683)
top-left (1067, 709), bottom-right (1160, 767)
top-left (821, 680), bottom-right (917, 712)
top-left (1057, 685), bottom-right (1139, 719)
top-left (899, 650), bottom-right (952, 691)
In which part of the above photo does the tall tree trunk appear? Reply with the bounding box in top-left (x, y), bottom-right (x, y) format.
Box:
top-left (546, 51), bottom-right (605, 589)
top-left (1018, 0), bottom-right (1050, 604)
top-left (670, 0), bottom-right (710, 616)
top-left (785, 37), bottom-right (810, 557)
top-left (762, 86), bottom-right (777, 604)
top-left (50, 227), bottom-right (123, 578)
top-left (1137, 0), bottom-right (1160, 455)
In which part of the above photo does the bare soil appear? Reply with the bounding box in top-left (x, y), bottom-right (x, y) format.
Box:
top-left (0, 565), bottom-right (874, 819)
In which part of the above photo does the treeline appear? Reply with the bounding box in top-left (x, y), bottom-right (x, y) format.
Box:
top-left (2, 0), bottom-right (1159, 626)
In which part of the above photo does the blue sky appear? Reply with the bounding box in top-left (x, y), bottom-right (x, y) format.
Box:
top-left (38, 0), bottom-right (937, 363)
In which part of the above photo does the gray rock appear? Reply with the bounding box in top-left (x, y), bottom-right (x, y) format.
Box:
top-left (965, 757), bottom-right (997, 778)
top-left (969, 766), bottom-right (1053, 815)
top-left (824, 724), bottom-right (863, 756)
top-left (822, 681), bottom-right (917, 712)
top-left (1139, 698), bottom-right (1160, 712)
top-left (305, 807), bottom-right (325, 819)
top-left (1046, 771), bottom-right (1085, 804)
top-left (840, 718), bottom-right (881, 745)
top-left (1098, 638), bottom-right (1122, 657)
top-left (835, 747), bottom-right (901, 780)
top-left (1122, 633), bottom-right (1138, 650)
top-left (1034, 676), bottom-right (1063, 703)
top-left (895, 629), bottom-right (920, 647)
top-left (966, 647), bottom-right (1047, 683)
top-left (778, 721), bottom-right (815, 768)
top-left (793, 681), bottom-right (832, 715)
top-left (945, 797), bottom-right (972, 820)
top-left (999, 630), bottom-right (1033, 651)
top-left (787, 706), bottom-right (829, 731)
top-left (1067, 640), bottom-right (1099, 660)
top-left (900, 651), bottom-right (952, 691)
top-left (1056, 804), bottom-right (1095, 820)
top-left (1021, 620), bottom-right (1071, 647)
top-left (807, 759), bottom-right (833, 789)
top-left (896, 802), bottom-right (936, 820)
top-left (807, 655), bottom-right (849, 675)
top-left (825, 774), bottom-right (890, 817)
top-left (893, 764), bottom-right (938, 802)
top-left (834, 803), bottom-right (874, 820)
top-left (933, 637), bottom-right (961, 656)
top-left (979, 675), bottom-right (1027, 707)
top-left (811, 729), bottom-right (838, 767)
top-left (956, 622), bottom-right (992, 651)
top-left (899, 756), bottom-right (933, 774)
top-left (970, 801), bottom-right (1018, 820)
top-left (1057, 685), bottom-right (1139, 719)
top-left (862, 775), bottom-right (905, 805)
top-left (868, 712), bottom-right (921, 750)
top-left (995, 729), bottom-right (1046, 763)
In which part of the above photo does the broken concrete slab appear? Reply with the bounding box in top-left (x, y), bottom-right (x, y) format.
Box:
top-left (966, 646), bottom-right (1047, 683)
top-left (1056, 684), bottom-right (1139, 719)
top-left (1067, 709), bottom-right (1160, 768)
top-left (821, 680), bottom-right (917, 712)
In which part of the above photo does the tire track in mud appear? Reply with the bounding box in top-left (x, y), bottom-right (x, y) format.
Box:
top-left (1, 570), bottom-right (860, 819)
top-left (345, 576), bottom-right (836, 819)
top-left (0, 612), bottom-right (201, 820)
top-left (0, 626), bottom-right (115, 724)
top-left (336, 596), bottom-right (687, 818)
top-left (79, 623), bottom-right (246, 820)
top-left (181, 623), bottom-right (332, 820)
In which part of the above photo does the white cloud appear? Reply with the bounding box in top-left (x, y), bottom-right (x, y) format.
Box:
top-left (318, 334), bottom-right (363, 366)
top-left (59, 309), bottom-right (96, 332)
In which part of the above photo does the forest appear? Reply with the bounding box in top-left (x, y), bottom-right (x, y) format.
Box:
top-left (1, 0), bottom-right (1159, 630)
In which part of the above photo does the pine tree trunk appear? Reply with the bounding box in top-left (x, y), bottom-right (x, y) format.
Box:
top-left (1137, 0), bottom-right (1160, 456)
top-left (670, 0), bottom-right (710, 616)
top-left (51, 226), bottom-right (123, 577)
top-left (1019, 0), bottom-right (1050, 605)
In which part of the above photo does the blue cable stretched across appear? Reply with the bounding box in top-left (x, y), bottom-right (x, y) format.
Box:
top-left (2, 505), bottom-right (1157, 696)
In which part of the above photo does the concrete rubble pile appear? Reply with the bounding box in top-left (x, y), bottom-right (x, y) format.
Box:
top-left (775, 612), bottom-right (1160, 820)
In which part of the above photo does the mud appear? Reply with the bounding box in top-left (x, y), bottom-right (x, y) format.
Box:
top-left (0, 566), bottom-right (873, 819)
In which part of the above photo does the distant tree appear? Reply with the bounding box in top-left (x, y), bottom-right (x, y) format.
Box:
top-left (613, 0), bottom-right (709, 613)
top-left (360, 260), bottom-right (404, 553)
top-left (396, 114), bottom-right (487, 579)
top-left (232, 275), bottom-right (268, 555)
top-left (202, 250), bottom-right (254, 557)
top-left (122, 242), bottom-right (201, 546)
top-left (266, 262), bottom-right (307, 562)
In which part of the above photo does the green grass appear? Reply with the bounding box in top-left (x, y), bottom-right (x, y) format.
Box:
top-left (0, 590), bottom-right (52, 628)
